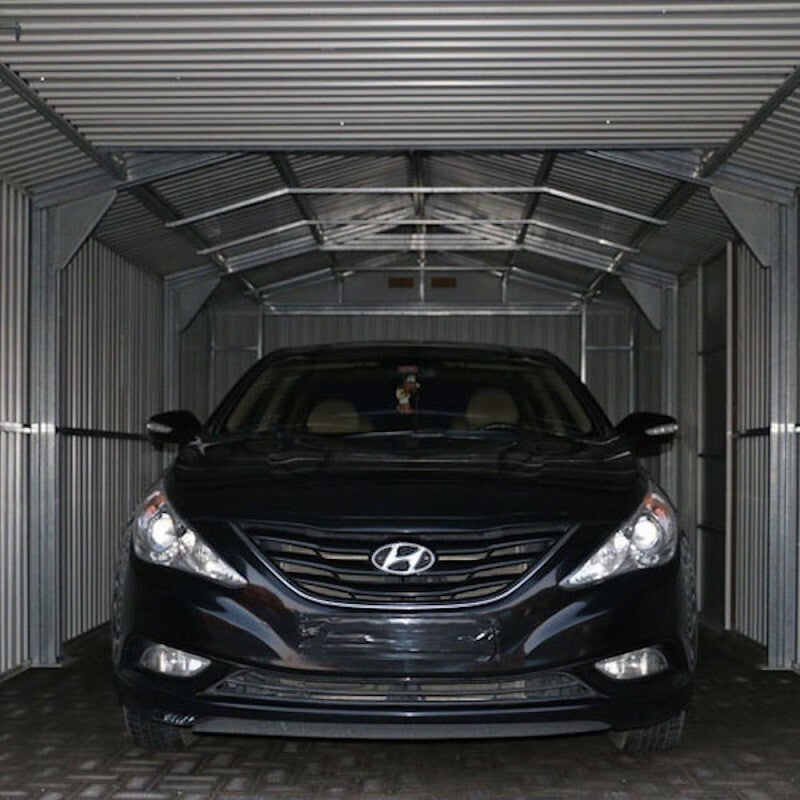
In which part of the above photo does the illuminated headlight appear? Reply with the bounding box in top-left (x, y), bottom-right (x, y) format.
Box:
top-left (595, 646), bottom-right (668, 680)
top-left (560, 487), bottom-right (678, 588)
top-left (132, 485), bottom-right (246, 588)
top-left (140, 644), bottom-right (210, 677)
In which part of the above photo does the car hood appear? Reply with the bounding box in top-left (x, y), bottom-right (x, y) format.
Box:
top-left (163, 433), bottom-right (648, 529)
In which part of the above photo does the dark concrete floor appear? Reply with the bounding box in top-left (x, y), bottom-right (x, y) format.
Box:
top-left (1, 628), bottom-right (799, 800)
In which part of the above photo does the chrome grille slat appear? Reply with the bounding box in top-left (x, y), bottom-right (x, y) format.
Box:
top-left (245, 523), bottom-right (566, 605)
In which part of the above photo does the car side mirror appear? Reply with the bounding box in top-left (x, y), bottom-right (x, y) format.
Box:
top-left (146, 410), bottom-right (202, 446)
top-left (616, 412), bottom-right (678, 458)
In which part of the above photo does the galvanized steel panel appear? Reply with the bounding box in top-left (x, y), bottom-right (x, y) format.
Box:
top-left (0, 179), bottom-right (30, 675)
top-left (93, 192), bottom-right (201, 276)
top-left (677, 270), bottom-right (700, 554)
top-left (59, 237), bottom-right (164, 640)
top-left (3, 2), bottom-right (800, 150)
top-left (639, 190), bottom-right (734, 274)
top-left (732, 244), bottom-right (770, 646)
top-left (730, 93), bottom-right (800, 183)
top-left (179, 306), bottom-right (211, 418)
top-left (259, 312), bottom-right (581, 374)
top-left (0, 82), bottom-right (94, 191)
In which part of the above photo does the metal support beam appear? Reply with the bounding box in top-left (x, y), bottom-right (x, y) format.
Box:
top-left (270, 152), bottom-right (339, 278)
top-left (0, 63), bottom-right (126, 181)
top-left (199, 216), bottom-right (637, 259)
top-left (698, 63), bottom-right (800, 179)
top-left (659, 285), bottom-right (679, 500)
top-left (766, 197), bottom-right (799, 668)
top-left (27, 191), bottom-right (112, 666)
top-left (507, 152), bottom-right (557, 268)
top-left (33, 152), bottom-right (241, 208)
top-left (168, 186), bottom-right (667, 230)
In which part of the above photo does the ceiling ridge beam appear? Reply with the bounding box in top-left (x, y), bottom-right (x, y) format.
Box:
top-left (0, 61), bottom-right (127, 181)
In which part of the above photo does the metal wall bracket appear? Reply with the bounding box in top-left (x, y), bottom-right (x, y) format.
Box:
top-left (173, 274), bottom-right (221, 332)
top-left (710, 187), bottom-right (775, 268)
top-left (51, 191), bottom-right (116, 271)
top-left (620, 276), bottom-right (663, 330)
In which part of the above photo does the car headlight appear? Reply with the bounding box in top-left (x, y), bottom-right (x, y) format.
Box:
top-left (132, 485), bottom-right (246, 588)
top-left (560, 487), bottom-right (678, 588)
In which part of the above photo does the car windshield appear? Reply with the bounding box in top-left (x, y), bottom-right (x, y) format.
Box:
top-left (218, 355), bottom-right (601, 440)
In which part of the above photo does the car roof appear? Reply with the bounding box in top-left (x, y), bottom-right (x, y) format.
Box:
top-left (261, 341), bottom-right (565, 366)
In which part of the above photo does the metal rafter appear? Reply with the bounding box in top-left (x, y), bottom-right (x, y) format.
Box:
top-left (269, 151), bottom-right (339, 277)
top-left (197, 216), bottom-right (638, 257)
top-left (0, 62), bottom-right (127, 182)
top-left (167, 185), bottom-right (667, 229)
top-left (586, 61), bottom-right (800, 301)
top-left (507, 151), bottom-right (557, 268)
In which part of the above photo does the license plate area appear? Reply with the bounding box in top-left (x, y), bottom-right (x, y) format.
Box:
top-left (299, 615), bottom-right (498, 666)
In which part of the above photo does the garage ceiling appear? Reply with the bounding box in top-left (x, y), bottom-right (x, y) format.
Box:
top-left (2, 1), bottom-right (800, 150)
top-left (2, 1), bottom-right (800, 307)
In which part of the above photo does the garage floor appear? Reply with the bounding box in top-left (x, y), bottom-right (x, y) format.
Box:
top-left (1, 629), bottom-right (798, 800)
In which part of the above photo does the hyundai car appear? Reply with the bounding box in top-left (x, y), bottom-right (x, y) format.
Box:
top-left (112, 342), bottom-right (696, 752)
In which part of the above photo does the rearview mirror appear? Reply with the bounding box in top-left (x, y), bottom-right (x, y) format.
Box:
top-left (146, 410), bottom-right (202, 446)
top-left (616, 412), bottom-right (678, 458)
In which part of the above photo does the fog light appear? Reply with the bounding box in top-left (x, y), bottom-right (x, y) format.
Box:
top-left (595, 646), bottom-right (668, 680)
top-left (139, 644), bottom-right (210, 677)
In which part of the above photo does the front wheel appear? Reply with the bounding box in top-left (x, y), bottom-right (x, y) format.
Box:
top-left (608, 711), bottom-right (685, 752)
top-left (123, 706), bottom-right (194, 750)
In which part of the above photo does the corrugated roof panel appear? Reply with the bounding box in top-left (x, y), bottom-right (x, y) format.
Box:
top-left (93, 192), bottom-right (204, 275)
top-left (3, 1), bottom-right (800, 149)
top-left (288, 153), bottom-right (411, 221)
top-left (729, 92), bottom-right (800, 182)
top-left (0, 82), bottom-right (94, 189)
top-left (638, 190), bottom-right (733, 273)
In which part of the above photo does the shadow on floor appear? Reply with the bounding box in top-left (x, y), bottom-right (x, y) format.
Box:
top-left (1, 627), bottom-right (799, 799)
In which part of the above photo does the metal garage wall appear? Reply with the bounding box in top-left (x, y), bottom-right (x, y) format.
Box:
top-left (59, 238), bottom-right (164, 641)
top-left (184, 303), bottom-right (660, 428)
top-left (584, 306), bottom-right (633, 426)
top-left (0, 180), bottom-right (30, 676)
top-left (677, 270), bottom-right (700, 559)
top-left (178, 307), bottom-right (211, 419)
top-left (731, 244), bottom-right (770, 646)
top-left (261, 311), bottom-right (582, 372)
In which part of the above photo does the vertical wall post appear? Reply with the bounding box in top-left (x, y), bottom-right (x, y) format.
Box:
top-left (28, 206), bottom-right (60, 665)
top-left (28, 191), bottom-right (115, 665)
top-left (579, 299), bottom-right (588, 383)
top-left (768, 197), bottom-right (799, 668)
top-left (660, 285), bottom-right (679, 501)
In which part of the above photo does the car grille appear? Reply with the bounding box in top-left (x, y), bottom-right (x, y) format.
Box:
top-left (205, 669), bottom-right (595, 705)
top-left (243, 522), bottom-right (567, 605)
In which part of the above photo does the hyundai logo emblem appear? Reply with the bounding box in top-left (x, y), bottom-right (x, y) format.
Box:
top-left (371, 542), bottom-right (436, 576)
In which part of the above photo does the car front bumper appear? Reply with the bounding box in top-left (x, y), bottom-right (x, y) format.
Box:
top-left (113, 524), bottom-right (696, 739)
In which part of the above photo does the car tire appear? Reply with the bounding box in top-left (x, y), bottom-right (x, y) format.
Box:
top-left (608, 711), bottom-right (685, 752)
top-left (123, 706), bottom-right (194, 749)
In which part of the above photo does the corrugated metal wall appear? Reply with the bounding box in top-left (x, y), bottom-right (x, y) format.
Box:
top-left (184, 304), bottom-right (653, 427)
top-left (0, 180), bottom-right (30, 676)
top-left (732, 244), bottom-right (770, 646)
top-left (262, 313), bottom-right (583, 369)
top-left (179, 306), bottom-right (211, 419)
top-left (584, 306), bottom-right (633, 426)
top-left (59, 238), bottom-right (164, 641)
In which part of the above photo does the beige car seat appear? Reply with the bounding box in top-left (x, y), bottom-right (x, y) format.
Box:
top-left (306, 399), bottom-right (370, 434)
top-left (464, 387), bottom-right (519, 429)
